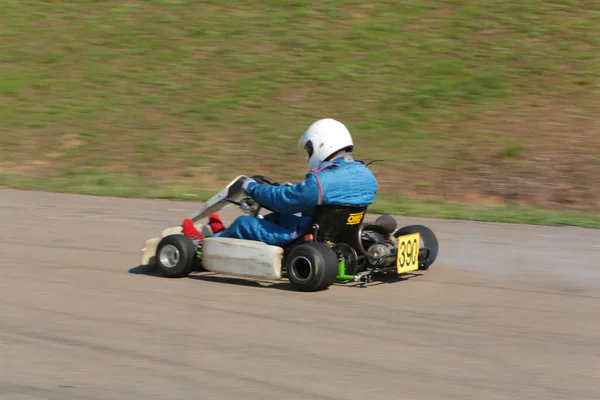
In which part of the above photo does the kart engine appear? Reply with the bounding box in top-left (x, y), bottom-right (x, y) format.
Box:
top-left (366, 242), bottom-right (396, 267)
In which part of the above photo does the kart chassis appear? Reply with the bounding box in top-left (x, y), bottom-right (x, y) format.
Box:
top-left (141, 175), bottom-right (439, 291)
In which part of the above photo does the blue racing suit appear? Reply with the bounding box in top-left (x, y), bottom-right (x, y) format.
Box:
top-left (213, 152), bottom-right (378, 245)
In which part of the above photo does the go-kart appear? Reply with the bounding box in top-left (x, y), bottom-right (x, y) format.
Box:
top-left (140, 175), bottom-right (439, 292)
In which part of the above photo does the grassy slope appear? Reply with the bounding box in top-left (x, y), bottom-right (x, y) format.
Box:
top-left (1, 0), bottom-right (599, 226)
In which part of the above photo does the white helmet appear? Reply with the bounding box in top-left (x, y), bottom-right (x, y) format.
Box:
top-left (297, 118), bottom-right (354, 170)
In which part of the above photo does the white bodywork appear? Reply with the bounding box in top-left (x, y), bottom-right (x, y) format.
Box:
top-left (188, 175), bottom-right (248, 222)
top-left (202, 237), bottom-right (284, 280)
top-left (140, 175), bottom-right (256, 267)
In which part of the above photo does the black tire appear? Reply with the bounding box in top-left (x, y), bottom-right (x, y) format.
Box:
top-left (394, 224), bottom-right (439, 268)
top-left (285, 242), bottom-right (339, 292)
top-left (155, 234), bottom-right (197, 278)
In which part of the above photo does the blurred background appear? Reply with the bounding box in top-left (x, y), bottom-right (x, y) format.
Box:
top-left (1, 0), bottom-right (598, 222)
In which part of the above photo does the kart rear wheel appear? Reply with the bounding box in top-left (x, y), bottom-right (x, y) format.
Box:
top-left (156, 234), bottom-right (197, 278)
top-left (394, 225), bottom-right (439, 268)
top-left (285, 242), bottom-right (339, 292)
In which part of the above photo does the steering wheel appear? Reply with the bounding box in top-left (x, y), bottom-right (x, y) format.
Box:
top-left (250, 175), bottom-right (280, 186)
top-left (238, 175), bottom-right (281, 218)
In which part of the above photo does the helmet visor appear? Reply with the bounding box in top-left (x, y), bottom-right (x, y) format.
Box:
top-left (297, 134), bottom-right (313, 160)
top-left (304, 140), bottom-right (314, 158)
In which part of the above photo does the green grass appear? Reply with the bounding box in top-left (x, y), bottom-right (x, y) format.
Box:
top-left (1, 0), bottom-right (599, 226)
top-left (3, 170), bottom-right (600, 229)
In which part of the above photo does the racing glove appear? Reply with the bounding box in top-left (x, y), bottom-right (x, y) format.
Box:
top-left (241, 177), bottom-right (257, 194)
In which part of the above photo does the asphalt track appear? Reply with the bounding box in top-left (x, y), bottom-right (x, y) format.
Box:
top-left (2, 187), bottom-right (600, 400)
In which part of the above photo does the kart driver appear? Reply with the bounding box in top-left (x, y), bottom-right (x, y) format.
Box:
top-left (181, 118), bottom-right (379, 246)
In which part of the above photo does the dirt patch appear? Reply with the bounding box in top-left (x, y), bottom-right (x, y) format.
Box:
top-left (382, 95), bottom-right (600, 210)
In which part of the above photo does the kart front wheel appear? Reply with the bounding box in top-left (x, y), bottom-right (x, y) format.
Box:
top-left (285, 242), bottom-right (339, 292)
top-left (155, 234), bottom-right (197, 278)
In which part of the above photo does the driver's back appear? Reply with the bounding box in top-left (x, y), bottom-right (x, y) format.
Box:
top-left (311, 152), bottom-right (378, 208)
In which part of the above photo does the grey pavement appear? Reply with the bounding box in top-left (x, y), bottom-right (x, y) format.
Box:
top-left (1, 188), bottom-right (599, 399)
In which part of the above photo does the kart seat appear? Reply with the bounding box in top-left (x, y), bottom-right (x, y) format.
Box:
top-left (302, 204), bottom-right (368, 247)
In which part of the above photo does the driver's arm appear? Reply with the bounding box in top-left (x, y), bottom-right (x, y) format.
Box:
top-left (249, 172), bottom-right (321, 215)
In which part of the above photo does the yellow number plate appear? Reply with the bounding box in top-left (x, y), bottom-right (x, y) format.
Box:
top-left (396, 232), bottom-right (421, 274)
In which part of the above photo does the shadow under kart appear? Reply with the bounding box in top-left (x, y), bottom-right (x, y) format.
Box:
top-left (139, 175), bottom-right (439, 292)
